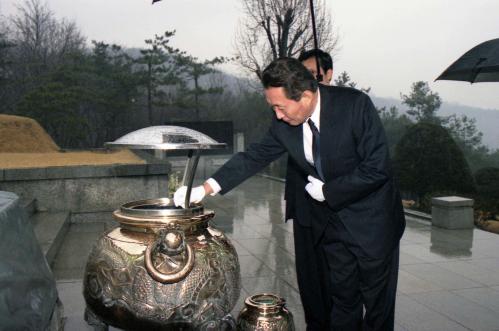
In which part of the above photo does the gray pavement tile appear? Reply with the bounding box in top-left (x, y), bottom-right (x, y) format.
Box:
top-left (400, 244), bottom-right (446, 262)
top-left (401, 230), bottom-right (431, 244)
top-left (438, 260), bottom-right (499, 286)
top-left (56, 280), bottom-right (85, 319)
top-left (237, 238), bottom-right (292, 256)
top-left (54, 267), bottom-right (85, 281)
top-left (207, 204), bottom-right (231, 216)
top-left (238, 255), bottom-right (275, 277)
top-left (231, 287), bottom-right (250, 318)
top-left (467, 258), bottom-right (499, 273)
top-left (395, 294), bottom-right (469, 331)
top-left (471, 229), bottom-right (499, 240)
top-left (395, 323), bottom-right (410, 331)
top-left (32, 211), bottom-right (69, 244)
top-left (254, 225), bottom-right (296, 254)
top-left (221, 223), bottom-right (265, 240)
top-left (251, 223), bottom-right (293, 239)
top-left (401, 243), bottom-right (483, 263)
top-left (290, 314), bottom-right (306, 331)
top-left (52, 232), bottom-right (97, 272)
top-left (273, 237), bottom-right (296, 256)
top-left (63, 316), bottom-right (94, 331)
top-left (210, 213), bottom-right (235, 225)
top-left (240, 203), bottom-right (283, 223)
top-left (230, 239), bottom-right (252, 256)
top-left (278, 272), bottom-right (299, 291)
top-left (69, 221), bottom-right (107, 233)
top-left (240, 276), bottom-right (302, 308)
top-left (253, 252), bottom-right (296, 276)
top-left (452, 287), bottom-right (499, 314)
top-left (276, 221), bottom-right (295, 233)
top-left (401, 263), bottom-right (484, 290)
top-left (399, 251), bottom-right (427, 265)
top-left (468, 239), bottom-right (499, 258)
top-left (397, 270), bottom-right (443, 295)
top-left (285, 304), bottom-right (306, 330)
top-left (410, 290), bottom-right (499, 331)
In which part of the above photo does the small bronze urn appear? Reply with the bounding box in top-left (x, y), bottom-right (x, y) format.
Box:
top-left (83, 126), bottom-right (240, 330)
top-left (236, 293), bottom-right (295, 331)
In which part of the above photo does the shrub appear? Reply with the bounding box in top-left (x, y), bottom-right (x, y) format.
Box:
top-left (394, 122), bottom-right (475, 204)
top-left (474, 167), bottom-right (499, 216)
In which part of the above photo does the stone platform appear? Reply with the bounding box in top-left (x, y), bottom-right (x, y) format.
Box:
top-left (0, 151), bottom-right (170, 212)
top-left (44, 176), bottom-right (499, 331)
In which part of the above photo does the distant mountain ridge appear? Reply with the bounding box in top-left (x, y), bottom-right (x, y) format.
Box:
top-left (114, 50), bottom-right (499, 150)
top-left (371, 95), bottom-right (499, 150)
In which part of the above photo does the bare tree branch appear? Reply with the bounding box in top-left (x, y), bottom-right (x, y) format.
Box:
top-left (234, 0), bottom-right (338, 78)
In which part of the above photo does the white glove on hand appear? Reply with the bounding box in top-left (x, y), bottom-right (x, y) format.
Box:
top-left (174, 185), bottom-right (206, 208)
top-left (305, 175), bottom-right (325, 202)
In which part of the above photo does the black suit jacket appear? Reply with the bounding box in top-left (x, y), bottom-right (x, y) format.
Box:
top-left (212, 85), bottom-right (405, 258)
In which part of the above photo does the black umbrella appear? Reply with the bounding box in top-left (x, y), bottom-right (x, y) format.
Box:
top-left (308, 0), bottom-right (322, 82)
top-left (436, 38), bottom-right (499, 83)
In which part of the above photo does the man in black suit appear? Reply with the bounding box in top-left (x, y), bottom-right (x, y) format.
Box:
top-left (298, 48), bottom-right (334, 85)
top-left (175, 57), bottom-right (405, 330)
top-left (285, 48), bottom-right (333, 224)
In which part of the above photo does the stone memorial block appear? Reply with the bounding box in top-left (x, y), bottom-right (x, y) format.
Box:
top-left (431, 196), bottom-right (474, 229)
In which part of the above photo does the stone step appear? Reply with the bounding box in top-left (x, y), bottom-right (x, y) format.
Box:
top-left (22, 198), bottom-right (37, 217)
top-left (404, 208), bottom-right (432, 221)
top-left (31, 211), bottom-right (71, 266)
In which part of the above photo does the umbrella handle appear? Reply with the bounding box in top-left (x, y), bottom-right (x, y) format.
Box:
top-left (309, 0), bottom-right (323, 82)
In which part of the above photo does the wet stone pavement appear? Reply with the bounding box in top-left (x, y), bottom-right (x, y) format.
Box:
top-left (54, 176), bottom-right (499, 331)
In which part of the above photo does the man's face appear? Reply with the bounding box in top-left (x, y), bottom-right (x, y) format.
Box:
top-left (265, 87), bottom-right (314, 126)
top-left (301, 57), bottom-right (332, 85)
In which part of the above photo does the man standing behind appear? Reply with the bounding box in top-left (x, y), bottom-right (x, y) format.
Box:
top-left (175, 58), bottom-right (405, 331)
top-left (298, 48), bottom-right (334, 85)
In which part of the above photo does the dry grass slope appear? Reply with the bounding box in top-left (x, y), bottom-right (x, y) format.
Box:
top-left (0, 114), bottom-right (59, 153)
top-left (0, 114), bottom-right (144, 168)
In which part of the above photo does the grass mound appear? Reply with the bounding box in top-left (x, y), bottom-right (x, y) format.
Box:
top-left (0, 114), bottom-right (59, 153)
top-left (0, 114), bottom-right (145, 168)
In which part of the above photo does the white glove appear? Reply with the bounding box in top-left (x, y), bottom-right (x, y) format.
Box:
top-left (305, 175), bottom-right (325, 202)
top-left (174, 185), bottom-right (206, 208)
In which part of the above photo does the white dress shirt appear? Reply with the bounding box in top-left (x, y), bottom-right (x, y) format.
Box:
top-left (207, 90), bottom-right (321, 196)
top-left (303, 89), bottom-right (321, 167)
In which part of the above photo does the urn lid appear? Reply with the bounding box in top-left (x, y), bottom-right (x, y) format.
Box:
top-left (244, 293), bottom-right (286, 314)
top-left (105, 125), bottom-right (226, 150)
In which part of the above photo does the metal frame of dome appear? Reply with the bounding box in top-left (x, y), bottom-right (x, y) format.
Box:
top-left (105, 126), bottom-right (227, 212)
top-left (104, 125), bottom-right (226, 150)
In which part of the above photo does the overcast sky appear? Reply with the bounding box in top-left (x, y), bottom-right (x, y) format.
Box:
top-left (2, 0), bottom-right (499, 110)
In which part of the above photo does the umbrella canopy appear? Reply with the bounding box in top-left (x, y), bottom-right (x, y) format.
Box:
top-left (436, 38), bottom-right (499, 83)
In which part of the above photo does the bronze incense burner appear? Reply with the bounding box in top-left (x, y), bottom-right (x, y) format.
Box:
top-left (83, 126), bottom-right (240, 330)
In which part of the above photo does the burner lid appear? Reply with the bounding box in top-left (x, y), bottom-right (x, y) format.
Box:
top-left (105, 126), bottom-right (226, 150)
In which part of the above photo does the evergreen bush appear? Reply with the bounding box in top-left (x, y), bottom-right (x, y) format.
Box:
top-left (394, 122), bottom-right (475, 211)
top-left (474, 167), bottom-right (499, 216)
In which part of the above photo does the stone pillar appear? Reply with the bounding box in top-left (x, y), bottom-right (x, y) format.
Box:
top-left (234, 132), bottom-right (245, 153)
top-left (431, 196), bottom-right (474, 229)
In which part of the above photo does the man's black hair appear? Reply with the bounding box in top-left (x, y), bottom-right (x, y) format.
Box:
top-left (298, 49), bottom-right (333, 73)
top-left (261, 57), bottom-right (318, 101)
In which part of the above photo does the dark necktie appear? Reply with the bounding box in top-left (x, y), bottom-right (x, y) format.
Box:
top-left (307, 118), bottom-right (325, 181)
